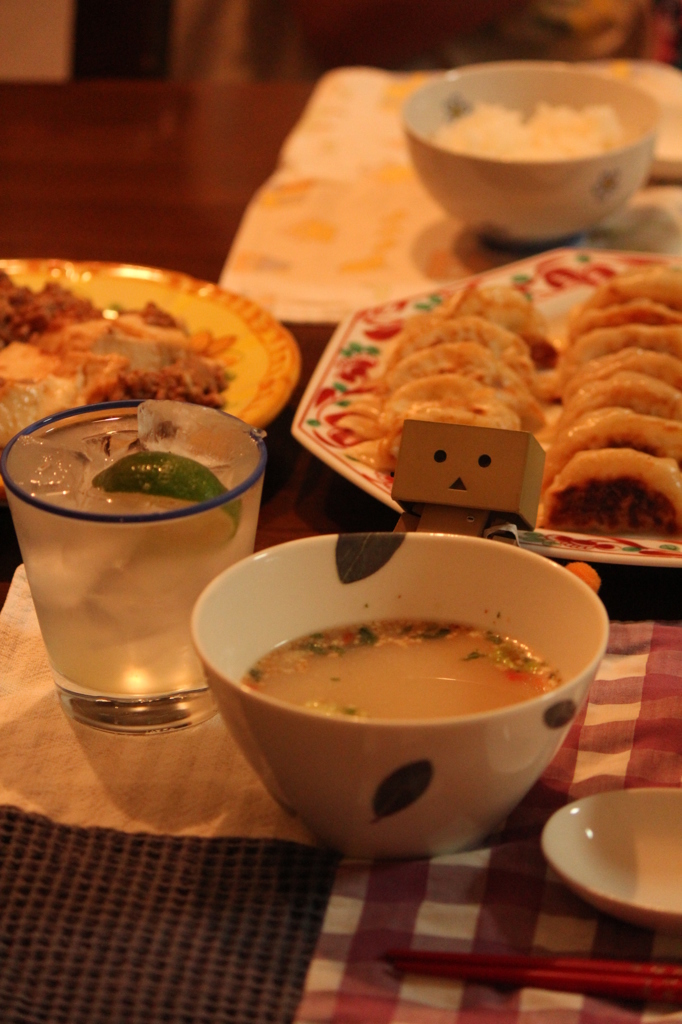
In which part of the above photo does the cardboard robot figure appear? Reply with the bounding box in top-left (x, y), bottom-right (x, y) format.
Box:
top-left (391, 420), bottom-right (545, 542)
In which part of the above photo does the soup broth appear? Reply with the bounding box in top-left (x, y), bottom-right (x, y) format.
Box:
top-left (242, 620), bottom-right (561, 720)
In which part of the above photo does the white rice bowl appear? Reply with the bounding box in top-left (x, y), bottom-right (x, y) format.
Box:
top-left (404, 61), bottom-right (659, 244)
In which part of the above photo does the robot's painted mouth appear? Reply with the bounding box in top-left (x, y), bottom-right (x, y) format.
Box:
top-left (450, 477), bottom-right (466, 491)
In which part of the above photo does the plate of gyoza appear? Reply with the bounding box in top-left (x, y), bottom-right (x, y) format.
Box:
top-left (293, 248), bottom-right (682, 566)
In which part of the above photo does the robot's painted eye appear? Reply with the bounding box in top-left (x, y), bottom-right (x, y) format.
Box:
top-left (434, 450), bottom-right (447, 463)
top-left (478, 454), bottom-right (492, 468)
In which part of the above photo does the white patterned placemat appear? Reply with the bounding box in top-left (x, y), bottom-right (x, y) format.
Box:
top-left (222, 65), bottom-right (682, 324)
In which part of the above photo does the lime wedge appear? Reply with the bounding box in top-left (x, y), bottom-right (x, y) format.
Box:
top-left (224, 498), bottom-right (241, 532)
top-left (92, 451), bottom-right (227, 504)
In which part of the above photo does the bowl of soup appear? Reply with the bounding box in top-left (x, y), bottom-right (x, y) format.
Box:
top-left (403, 61), bottom-right (659, 245)
top-left (192, 533), bottom-right (608, 858)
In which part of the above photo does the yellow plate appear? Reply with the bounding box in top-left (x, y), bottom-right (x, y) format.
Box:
top-left (0, 258), bottom-right (301, 428)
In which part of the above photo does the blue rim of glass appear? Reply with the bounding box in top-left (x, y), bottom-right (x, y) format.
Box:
top-left (0, 400), bottom-right (268, 523)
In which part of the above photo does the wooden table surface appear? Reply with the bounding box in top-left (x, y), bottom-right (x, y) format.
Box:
top-left (0, 79), bottom-right (678, 620)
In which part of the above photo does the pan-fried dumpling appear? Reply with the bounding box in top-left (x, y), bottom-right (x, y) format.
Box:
top-left (439, 283), bottom-right (549, 347)
top-left (342, 394), bottom-right (520, 471)
top-left (562, 349), bottom-right (682, 404)
top-left (383, 341), bottom-right (544, 431)
top-left (334, 409), bottom-right (385, 440)
top-left (386, 341), bottom-right (499, 392)
top-left (387, 315), bottom-right (536, 388)
top-left (386, 310), bottom-right (445, 353)
top-left (559, 324), bottom-right (682, 381)
top-left (541, 448), bottom-right (682, 534)
top-left (567, 298), bottom-right (682, 342)
top-left (381, 373), bottom-right (519, 425)
top-left (543, 408), bottom-right (682, 491)
top-left (380, 398), bottom-right (521, 464)
top-left (555, 371), bottom-right (682, 434)
top-left (369, 374), bottom-right (521, 469)
top-left (341, 438), bottom-right (395, 473)
top-left (575, 266), bottom-right (682, 315)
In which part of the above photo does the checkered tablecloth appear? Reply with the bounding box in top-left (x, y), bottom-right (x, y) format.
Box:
top-left (295, 621), bottom-right (682, 1023)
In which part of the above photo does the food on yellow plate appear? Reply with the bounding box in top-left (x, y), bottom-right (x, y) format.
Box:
top-left (0, 339), bottom-right (89, 444)
top-left (243, 619), bottom-right (561, 720)
top-left (542, 408), bottom-right (682, 492)
top-left (0, 272), bottom-right (100, 342)
top-left (0, 271), bottom-right (232, 449)
top-left (542, 448), bottom-right (682, 535)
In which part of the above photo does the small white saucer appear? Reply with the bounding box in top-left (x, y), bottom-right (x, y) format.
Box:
top-left (541, 789), bottom-right (682, 933)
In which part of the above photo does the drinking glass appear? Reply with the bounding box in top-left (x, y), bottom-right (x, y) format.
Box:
top-left (1, 399), bottom-right (266, 733)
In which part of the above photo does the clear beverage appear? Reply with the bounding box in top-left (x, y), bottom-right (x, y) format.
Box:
top-left (1, 399), bottom-right (267, 733)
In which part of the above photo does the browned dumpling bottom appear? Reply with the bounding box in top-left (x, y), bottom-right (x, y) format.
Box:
top-left (542, 407), bottom-right (682, 492)
top-left (541, 448), bottom-right (682, 534)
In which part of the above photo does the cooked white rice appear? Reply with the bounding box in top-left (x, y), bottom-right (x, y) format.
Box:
top-left (432, 101), bottom-right (624, 160)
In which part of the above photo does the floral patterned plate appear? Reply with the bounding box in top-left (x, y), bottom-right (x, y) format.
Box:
top-left (0, 258), bottom-right (301, 429)
top-left (292, 247), bottom-right (682, 567)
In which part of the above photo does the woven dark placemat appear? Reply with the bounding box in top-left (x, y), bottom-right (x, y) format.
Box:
top-left (0, 805), bottom-right (339, 1024)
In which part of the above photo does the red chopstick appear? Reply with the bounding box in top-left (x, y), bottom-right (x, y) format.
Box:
top-left (386, 950), bottom-right (682, 1003)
